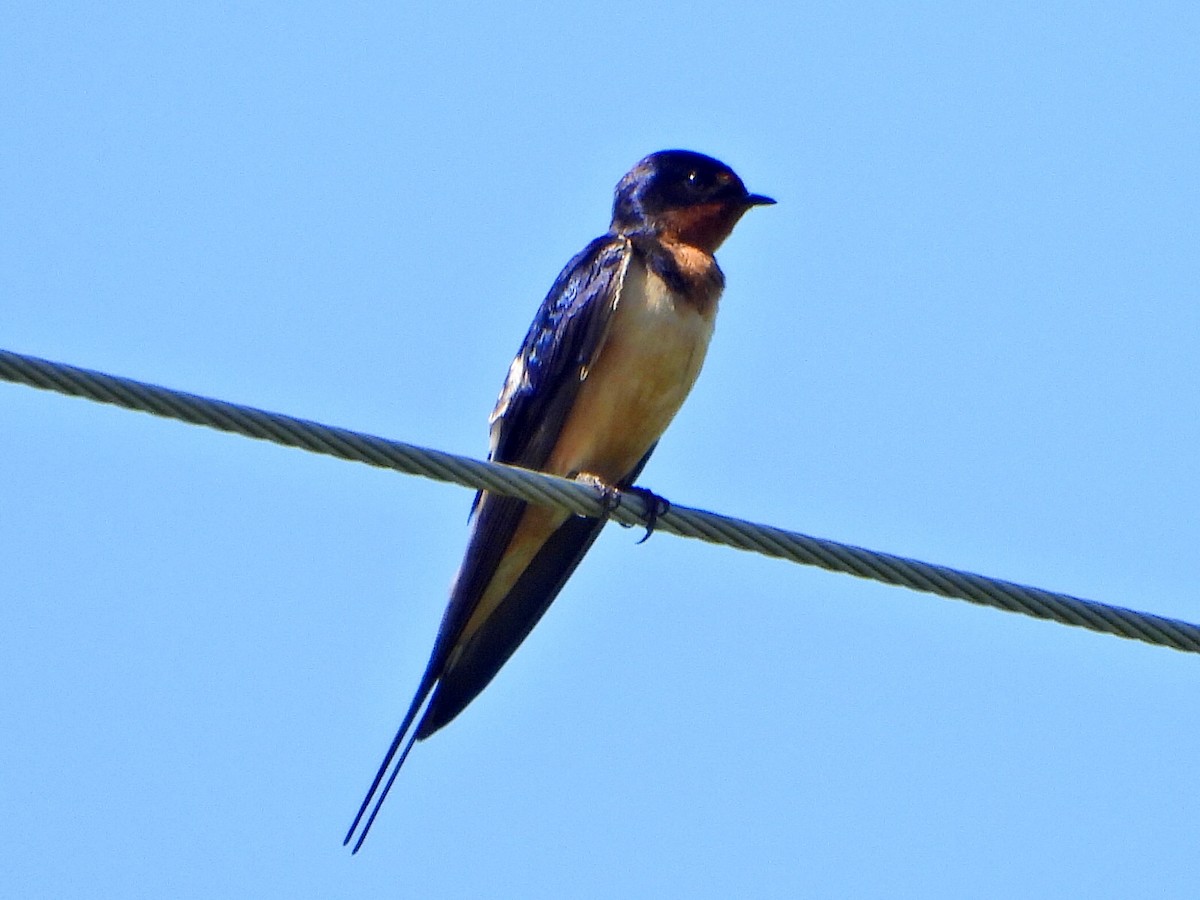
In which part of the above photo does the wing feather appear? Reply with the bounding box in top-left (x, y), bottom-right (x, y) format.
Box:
top-left (345, 234), bottom-right (634, 850)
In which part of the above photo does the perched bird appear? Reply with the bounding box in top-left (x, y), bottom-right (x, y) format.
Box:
top-left (345, 149), bottom-right (773, 851)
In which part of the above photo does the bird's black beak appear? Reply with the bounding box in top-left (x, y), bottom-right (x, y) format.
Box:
top-left (744, 193), bottom-right (776, 207)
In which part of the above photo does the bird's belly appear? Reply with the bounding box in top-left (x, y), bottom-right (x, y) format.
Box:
top-left (547, 266), bottom-right (716, 484)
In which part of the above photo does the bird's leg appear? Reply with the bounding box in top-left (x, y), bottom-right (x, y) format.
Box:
top-left (571, 472), bottom-right (622, 518)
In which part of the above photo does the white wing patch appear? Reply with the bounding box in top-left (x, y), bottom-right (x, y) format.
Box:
top-left (488, 353), bottom-right (529, 458)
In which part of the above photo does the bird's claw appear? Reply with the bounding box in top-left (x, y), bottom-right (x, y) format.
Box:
top-left (573, 475), bottom-right (669, 542)
top-left (625, 486), bottom-right (670, 544)
top-left (597, 484), bottom-right (622, 514)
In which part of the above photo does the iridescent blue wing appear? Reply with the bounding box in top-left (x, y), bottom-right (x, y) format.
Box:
top-left (487, 234), bottom-right (632, 469)
top-left (424, 234), bottom-right (632, 690)
top-left (344, 234), bottom-right (636, 851)
top-left (419, 233), bottom-right (635, 731)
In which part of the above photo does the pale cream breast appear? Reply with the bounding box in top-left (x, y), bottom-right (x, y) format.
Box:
top-left (547, 256), bottom-right (718, 483)
top-left (456, 253), bottom-right (721, 649)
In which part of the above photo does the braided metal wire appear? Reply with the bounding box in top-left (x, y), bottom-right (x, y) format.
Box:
top-left (3, 346), bottom-right (1198, 653)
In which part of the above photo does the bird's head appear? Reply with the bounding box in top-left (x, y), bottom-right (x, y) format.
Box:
top-left (610, 150), bottom-right (774, 253)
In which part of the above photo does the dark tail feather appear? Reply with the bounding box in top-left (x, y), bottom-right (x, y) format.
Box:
top-left (344, 450), bottom-right (658, 849)
top-left (343, 670), bottom-right (437, 853)
top-left (415, 513), bottom-right (606, 739)
top-left (344, 495), bottom-right (533, 852)
top-left (414, 453), bottom-right (657, 740)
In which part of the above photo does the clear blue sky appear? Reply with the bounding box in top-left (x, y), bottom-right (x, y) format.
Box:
top-left (3, 3), bottom-right (1198, 897)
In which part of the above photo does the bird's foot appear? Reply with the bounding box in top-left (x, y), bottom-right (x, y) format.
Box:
top-left (623, 486), bottom-right (671, 544)
top-left (571, 475), bottom-right (669, 542)
top-left (573, 473), bottom-right (622, 517)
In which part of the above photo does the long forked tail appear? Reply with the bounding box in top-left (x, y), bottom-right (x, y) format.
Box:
top-left (343, 673), bottom-right (437, 854)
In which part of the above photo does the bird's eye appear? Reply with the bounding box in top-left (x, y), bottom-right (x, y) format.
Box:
top-left (685, 169), bottom-right (710, 194)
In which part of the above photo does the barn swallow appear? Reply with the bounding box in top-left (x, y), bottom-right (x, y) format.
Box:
top-left (345, 149), bottom-right (773, 851)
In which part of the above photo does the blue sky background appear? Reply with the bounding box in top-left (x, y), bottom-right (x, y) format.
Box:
top-left (3, 3), bottom-right (1198, 897)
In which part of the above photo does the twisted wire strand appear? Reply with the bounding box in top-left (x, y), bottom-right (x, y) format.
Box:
top-left (3, 346), bottom-right (1197, 654)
